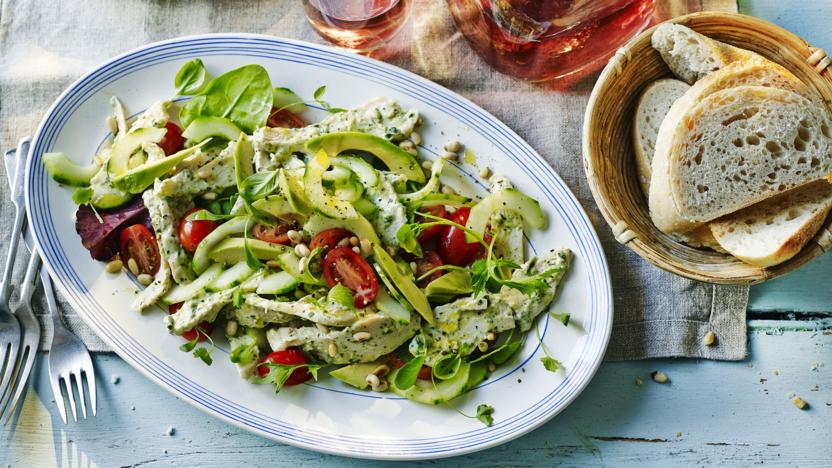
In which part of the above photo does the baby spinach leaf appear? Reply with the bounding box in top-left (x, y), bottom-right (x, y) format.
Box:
top-left (179, 95), bottom-right (206, 130)
top-left (175, 58), bottom-right (212, 96)
top-left (394, 355), bottom-right (425, 390)
top-left (240, 170), bottom-right (279, 201)
top-left (196, 64), bottom-right (274, 133)
top-left (273, 87), bottom-right (308, 113)
top-left (432, 354), bottom-right (461, 380)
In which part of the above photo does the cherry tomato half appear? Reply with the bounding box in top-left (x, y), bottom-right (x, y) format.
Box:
top-left (437, 207), bottom-right (484, 267)
top-left (119, 224), bottom-right (161, 275)
top-left (267, 108), bottom-right (307, 129)
top-left (417, 366), bottom-right (433, 381)
top-left (310, 228), bottom-right (354, 255)
top-left (168, 303), bottom-right (213, 342)
top-left (387, 354), bottom-right (406, 369)
top-left (178, 208), bottom-right (218, 253)
top-left (257, 348), bottom-right (311, 386)
top-left (158, 122), bottom-right (184, 155)
top-left (415, 250), bottom-right (444, 287)
top-left (322, 246), bottom-right (378, 308)
top-left (252, 219), bottom-right (300, 245)
top-left (416, 205), bottom-right (447, 245)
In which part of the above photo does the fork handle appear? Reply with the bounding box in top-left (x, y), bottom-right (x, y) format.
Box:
top-left (0, 206), bottom-right (25, 306)
top-left (40, 267), bottom-right (64, 331)
top-left (19, 248), bottom-right (40, 304)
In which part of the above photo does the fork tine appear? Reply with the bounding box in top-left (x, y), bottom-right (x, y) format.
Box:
top-left (63, 376), bottom-right (78, 422)
top-left (84, 367), bottom-right (97, 416)
top-left (72, 372), bottom-right (87, 419)
top-left (1, 344), bottom-right (35, 425)
top-left (0, 340), bottom-right (20, 407)
top-left (48, 371), bottom-right (67, 424)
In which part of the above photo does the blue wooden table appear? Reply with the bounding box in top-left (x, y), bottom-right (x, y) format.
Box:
top-left (2, 1), bottom-right (831, 466)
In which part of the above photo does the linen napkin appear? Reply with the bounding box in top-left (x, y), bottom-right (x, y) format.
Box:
top-left (0, 0), bottom-right (747, 359)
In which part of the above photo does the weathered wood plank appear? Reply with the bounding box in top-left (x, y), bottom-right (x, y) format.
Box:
top-left (2, 330), bottom-right (828, 466)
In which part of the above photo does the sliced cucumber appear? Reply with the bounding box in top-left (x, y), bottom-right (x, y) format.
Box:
top-left (372, 245), bottom-right (434, 325)
top-left (374, 286), bottom-right (411, 324)
top-left (106, 126), bottom-right (167, 178)
top-left (306, 132), bottom-right (424, 183)
top-left (334, 178), bottom-right (364, 203)
top-left (276, 251), bottom-right (325, 286)
top-left (465, 188), bottom-right (546, 242)
top-left (322, 165), bottom-right (352, 184)
top-left (192, 216), bottom-right (251, 274)
top-left (330, 156), bottom-right (380, 187)
top-left (208, 237), bottom-right (292, 264)
top-left (353, 197), bottom-right (378, 217)
top-left (183, 116), bottom-right (243, 144)
top-left (162, 263), bottom-right (223, 304)
top-left (239, 270), bottom-right (266, 292)
top-left (43, 152), bottom-right (99, 187)
top-left (398, 158), bottom-right (444, 204)
top-left (304, 151), bottom-right (357, 219)
top-left (272, 87), bottom-right (307, 114)
top-left (206, 262), bottom-right (257, 292)
top-left (304, 212), bottom-right (380, 245)
top-left (256, 270), bottom-right (299, 295)
top-left (390, 363), bottom-right (471, 405)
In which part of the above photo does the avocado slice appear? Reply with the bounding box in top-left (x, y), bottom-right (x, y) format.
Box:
top-left (330, 359), bottom-right (386, 390)
top-left (372, 245), bottom-right (434, 325)
top-left (233, 133), bottom-right (254, 189)
top-left (208, 237), bottom-right (292, 264)
top-left (278, 169), bottom-right (312, 216)
top-left (192, 216), bottom-right (251, 274)
top-left (464, 188), bottom-right (547, 242)
top-left (107, 126), bottom-right (168, 178)
top-left (43, 152), bottom-right (99, 187)
top-left (110, 140), bottom-right (210, 194)
top-left (306, 132), bottom-right (425, 183)
top-left (252, 195), bottom-right (296, 218)
top-left (304, 212), bottom-right (380, 245)
top-left (425, 270), bottom-right (473, 303)
top-left (183, 116), bottom-right (243, 144)
top-left (304, 150), bottom-right (357, 219)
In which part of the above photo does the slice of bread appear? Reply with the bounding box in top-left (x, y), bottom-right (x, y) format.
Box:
top-left (650, 85), bottom-right (832, 234)
top-left (651, 23), bottom-right (757, 84)
top-left (633, 78), bottom-right (690, 194)
top-left (710, 181), bottom-right (832, 267)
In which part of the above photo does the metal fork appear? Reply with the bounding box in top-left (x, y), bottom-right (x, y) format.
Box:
top-left (0, 137), bottom-right (30, 414)
top-left (44, 267), bottom-right (96, 423)
top-left (0, 143), bottom-right (42, 424)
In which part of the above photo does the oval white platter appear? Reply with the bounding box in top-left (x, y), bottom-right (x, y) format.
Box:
top-left (25, 34), bottom-right (612, 460)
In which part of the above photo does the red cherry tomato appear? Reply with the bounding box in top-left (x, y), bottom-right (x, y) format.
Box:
top-left (437, 207), bottom-right (484, 267)
top-left (417, 366), bottom-right (433, 381)
top-left (310, 228), bottom-right (354, 255)
top-left (267, 108), bottom-right (307, 129)
top-left (119, 224), bottom-right (161, 275)
top-left (178, 208), bottom-right (218, 253)
top-left (168, 303), bottom-right (213, 342)
top-left (322, 246), bottom-right (379, 308)
top-left (158, 122), bottom-right (184, 155)
top-left (252, 219), bottom-right (299, 245)
top-left (387, 354), bottom-right (406, 369)
top-left (415, 251), bottom-right (444, 287)
top-left (257, 348), bottom-right (311, 386)
top-left (416, 205), bottom-right (447, 245)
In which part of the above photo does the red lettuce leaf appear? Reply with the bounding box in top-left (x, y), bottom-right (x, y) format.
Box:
top-left (75, 197), bottom-right (151, 260)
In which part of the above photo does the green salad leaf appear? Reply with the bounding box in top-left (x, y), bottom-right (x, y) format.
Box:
top-left (432, 354), bottom-right (462, 380)
top-left (394, 355), bottom-right (425, 390)
top-left (175, 58), bottom-right (212, 96)
top-left (254, 363), bottom-right (322, 394)
top-left (273, 87), bottom-right (307, 114)
top-left (240, 170), bottom-right (279, 201)
top-left (476, 404), bottom-right (495, 427)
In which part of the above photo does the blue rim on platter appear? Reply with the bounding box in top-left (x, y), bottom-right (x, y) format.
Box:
top-left (25, 33), bottom-right (613, 460)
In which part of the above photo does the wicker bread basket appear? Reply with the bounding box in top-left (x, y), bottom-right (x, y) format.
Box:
top-left (583, 11), bottom-right (832, 285)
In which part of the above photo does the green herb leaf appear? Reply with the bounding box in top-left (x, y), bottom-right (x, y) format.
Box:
top-left (540, 356), bottom-right (561, 373)
top-left (327, 283), bottom-right (355, 309)
top-left (476, 404), bottom-right (495, 427)
top-left (208, 193), bottom-right (238, 215)
top-left (313, 85), bottom-right (326, 100)
top-left (179, 336), bottom-right (198, 353)
top-left (174, 58), bottom-right (212, 96)
top-left (395, 224), bottom-right (423, 257)
top-left (229, 340), bottom-right (258, 365)
top-left (232, 288), bottom-right (244, 308)
top-left (244, 237), bottom-right (263, 270)
top-left (240, 170), bottom-right (279, 201)
top-left (470, 259), bottom-right (489, 297)
top-left (254, 362), bottom-right (321, 394)
top-left (194, 347), bottom-right (213, 366)
top-left (179, 95), bottom-right (207, 130)
top-left (72, 187), bottom-right (93, 205)
top-left (549, 312), bottom-right (571, 327)
top-left (394, 355), bottom-right (425, 390)
top-left (432, 354), bottom-right (461, 381)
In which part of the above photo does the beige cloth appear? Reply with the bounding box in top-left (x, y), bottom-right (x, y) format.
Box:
top-left (0, 0), bottom-right (746, 358)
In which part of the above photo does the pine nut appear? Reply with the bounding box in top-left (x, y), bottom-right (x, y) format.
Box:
top-left (352, 246), bottom-right (361, 254)
top-left (196, 168), bottom-right (211, 179)
top-left (479, 166), bottom-right (491, 178)
top-left (405, 146), bottom-right (417, 156)
top-left (440, 151), bottom-right (458, 161)
top-left (127, 258), bottom-right (140, 276)
top-left (372, 364), bottom-right (390, 377)
top-left (316, 323), bottom-right (330, 334)
top-left (287, 230), bottom-right (302, 244)
top-left (328, 342), bottom-right (338, 357)
top-left (294, 243), bottom-right (310, 258)
top-left (225, 320), bottom-right (238, 337)
top-left (703, 331), bottom-right (716, 346)
top-left (297, 256), bottom-right (307, 272)
top-left (477, 341), bottom-right (489, 353)
top-left (352, 331), bottom-right (372, 342)
top-left (399, 140), bottom-right (415, 151)
top-left (487, 362), bottom-right (496, 372)
top-left (366, 373), bottom-right (380, 388)
top-left (337, 237), bottom-right (350, 247)
top-left (444, 140), bottom-right (462, 153)
top-left (421, 160), bottom-right (433, 170)
top-left (349, 236), bottom-right (359, 246)
top-left (486, 332), bottom-right (497, 341)
top-left (359, 238), bottom-right (372, 257)
top-left (105, 259), bottom-right (123, 274)
top-left (410, 132), bottom-right (421, 146)
top-left (137, 273), bottom-right (153, 286)
top-left (650, 371), bottom-right (669, 384)
top-left (201, 191), bottom-right (217, 201)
